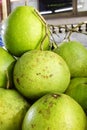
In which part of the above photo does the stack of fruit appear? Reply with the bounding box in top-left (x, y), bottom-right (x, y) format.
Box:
top-left (0, 5), bottom-right (87, 130)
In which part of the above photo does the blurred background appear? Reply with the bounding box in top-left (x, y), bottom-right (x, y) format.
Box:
top-left (0, 0), bottom-right (87, 47)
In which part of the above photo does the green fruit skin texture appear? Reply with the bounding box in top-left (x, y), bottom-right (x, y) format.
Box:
top-left (2, 6), bottom-right (50, 57)
top-left (13, 50), bottom-right (70, 99)
top-left (22, 93), bottom-right (87, 130)
top-left (0, 47), bottom-right (15, 88)
top-left (65, 77), bottom-right (87, 113)
top-left (0, 88), bottom-right (30, 130)
top-left (53, 41), bottom-right (87, 77)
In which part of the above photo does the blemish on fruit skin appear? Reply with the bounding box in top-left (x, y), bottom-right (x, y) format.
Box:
top-left (20, 74), bottom-right (24, 77)
top-left (38, 108), bottom-right (50, 119)
top-left (47, 127), bottom-right (50, 130)
top-left (0, 121), bottom-right (3, 125)
top-left (36, 73), bottom-right (53, 79)
top-left (58, 61), bottom-right (63, 65)
top-left (49, 74), bottom-right (53, 77)
top-left (38, 110), bottom-right (42, 114)
top-left (42, 75), bottom-right (49, 79)
top-left (36, 73), bottom-right (41, 75)
top-left (31, 123), bottom-right (36, 128)
top-left (38, 98), bottom-right (56, 118)
top-left (49, 101), bottom-right (54, 107)
top-left (16, 78), bottom-right (20, 85)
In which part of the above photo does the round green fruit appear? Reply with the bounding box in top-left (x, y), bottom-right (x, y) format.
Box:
top-left (0, 88), bottom-right (30, 130)
top-left (65, 77), bottom-right (87, 114)
top-left (53, 41), bottom-right (87, 77)
top-left (2, 6), bottom-right (50, 57)
top-left (0, 47), bottom-right (15, 88)
top-left (22, 93), bottom-right (87, 130)
top-left (13, 50), bottom-right (70, 100)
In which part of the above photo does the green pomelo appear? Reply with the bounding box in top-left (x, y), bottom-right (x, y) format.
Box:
top-left (65, 77), bottom-right (87, 114)
top-left (0, 88), bottom-right (30, 130)
top-left (22, 93), bottom-right (87, 130)
top-left (2, 6), bottom-right (50, 57)
top-left (53, 41), bottom-right (87, 77)
top-left (0, 47), bottom-right (15, 88)
top-left (13, 50), bottom-right (70, 100)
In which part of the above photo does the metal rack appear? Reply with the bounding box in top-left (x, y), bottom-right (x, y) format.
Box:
top-left (49, 22), bottom-right (87, 34)
top-left (48, 22), bottom-right (87, 48)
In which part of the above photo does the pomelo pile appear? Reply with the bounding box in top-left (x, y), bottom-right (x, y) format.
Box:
top-left (0, 5), bottom-right (87, 130)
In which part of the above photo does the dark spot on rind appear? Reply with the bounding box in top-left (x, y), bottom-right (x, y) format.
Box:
top-left (36, 73), bottom-right (53, 79)
top-left (47, 127), bottom-right (50, 130)
top-left (58, 61), bottom-right (63, 65)
top-left (31, 124), bottom-right (36, 128)
top-left (45, 107), bottom-right (50, 114)
top-left (36, 73), bottom-right (41, 75)
top-left (20, 74), bottom-right (24, 77)
top-left (42, 75), bottom-right (49, 79)
top-left (49, 101), bottom-right (54, 107)
top-left (16, 78), bottom-right (20, 85)
top-left (38, 110), bottom-right (42, 114)
top-left (49, 74), bottom-right (53, 77)
top-left (0, 121), bottom-right (3, 125)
